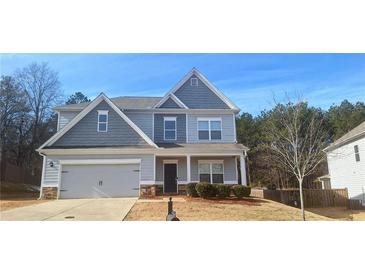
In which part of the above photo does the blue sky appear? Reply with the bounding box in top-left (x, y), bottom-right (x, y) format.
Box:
top-left (1, 54), bottom-right (364, 115)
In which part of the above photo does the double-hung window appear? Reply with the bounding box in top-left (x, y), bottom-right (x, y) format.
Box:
top-left (354, 145), bottom-right (360, 162)
top-left (164, 117), bottom-right (177, 140)
top-left (198, 118), bottom-right (222, 140)
top-left (97, 110), bottom-right (108, 132)
top-left (198, 161), bottom-right (224, 184)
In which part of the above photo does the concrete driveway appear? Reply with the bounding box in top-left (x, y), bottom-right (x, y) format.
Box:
top-left (0, 198), bottom-right (137, 221)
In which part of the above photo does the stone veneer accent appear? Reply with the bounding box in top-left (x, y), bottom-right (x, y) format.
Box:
top-left (41, 187), bottom-right (58, 199)
top-left (140, 184), bottom-right (187, 197)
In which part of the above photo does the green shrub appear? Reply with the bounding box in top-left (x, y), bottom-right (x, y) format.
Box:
top-left (215, 184), bottom-right (231, 198)
top-left (195, 183), bottom-right (216, 198)
top-left (186, 183), bottom-right (198, 197)
top-left (232, 185), bottom-right (251, 198)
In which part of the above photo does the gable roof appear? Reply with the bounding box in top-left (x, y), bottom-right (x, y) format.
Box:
top-left (153, 68), bottom-right (240, 111)
top-left (54, 96), bottom-right (162, 111)
top-left (324, 120), bottom-right (365, 152)
top-left (155, 93), bottom-right (188, 109)
top-left (38, 93), bottom-right (158, 150)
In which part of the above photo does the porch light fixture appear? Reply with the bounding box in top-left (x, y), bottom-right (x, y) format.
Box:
top-left (49, 161), bottom-right (54, 167)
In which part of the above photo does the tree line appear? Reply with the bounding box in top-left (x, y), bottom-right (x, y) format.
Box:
top-left (0, 62), bottom-right (90, 180)
top-left (236, 99), bottom-right (365, 189)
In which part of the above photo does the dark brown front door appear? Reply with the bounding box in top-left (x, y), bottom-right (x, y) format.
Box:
top-left (164, 163), bottom-right (177, 193)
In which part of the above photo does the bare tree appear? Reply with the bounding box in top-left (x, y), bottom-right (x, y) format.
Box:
top-left (267, 100), bottom-right (327, 220)
top-left (14, 62), bottom-right (62, 155)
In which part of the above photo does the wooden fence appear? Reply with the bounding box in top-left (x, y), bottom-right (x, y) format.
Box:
top-left (251, 188), bottom-right (349, 208)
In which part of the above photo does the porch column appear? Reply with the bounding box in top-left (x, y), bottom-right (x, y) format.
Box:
top-left (187, 155), bottom-right (191, 183)
top-left (240, 152), bottom-right (247, 186)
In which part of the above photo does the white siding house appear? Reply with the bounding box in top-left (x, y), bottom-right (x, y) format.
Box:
top-left (324, 121), bottom-right (365, 205)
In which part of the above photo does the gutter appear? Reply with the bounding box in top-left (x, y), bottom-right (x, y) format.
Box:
top-left (37, 151), bottom-right (46, 200)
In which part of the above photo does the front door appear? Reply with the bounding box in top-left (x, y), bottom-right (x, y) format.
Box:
top-left (164, 163), bottom-right (177, 193)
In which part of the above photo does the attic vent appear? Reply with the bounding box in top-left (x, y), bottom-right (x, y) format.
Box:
top-left (190, 77), bottom-right (198, 86)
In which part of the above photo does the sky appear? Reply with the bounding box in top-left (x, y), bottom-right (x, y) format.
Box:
top-left (0, 53), bottom-right (364, 115)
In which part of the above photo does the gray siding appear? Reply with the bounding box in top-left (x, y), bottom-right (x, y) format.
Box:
top-left (42, 154), bottom-right (155, 186)
top-left (191, 156), bottom-right (237, 183)
top-left (154, 114), bottom-right (186, 143)
top-left (159, 98), bottom-right (181, 108)
top-left (52, 100), bottom-right (148, 147)
top-left (58, 111), bottom-right (80, 130)
top-left (187, 113), bottom-right (235, 143)
top-left (124, 110), bottom-right (153, 139)
top-left (155, 157), bottom-right (187, 182)
top-left (174, 76), bottom-right (230, 109)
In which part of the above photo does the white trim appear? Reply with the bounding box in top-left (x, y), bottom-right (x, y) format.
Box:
top-left (186, 113), bottom-right (189, 142)
top-left (140, 180), bottom-right (155, 185)
top-left (197, 160), bottom-right (224, 184)
top-left (232, 113), bottom-right (237, 143)
top-left (170, 94), bottom-right (189, 109)
top-left (187, 155), bottom-right (191, 183)
top-left (38, 93), bottom-right (158, 149)
top-left (225, 180), bottom-right (238, 184)
top-left (240, 154), bottom-right (247, 186)
top-left (154, 94), bottom-right (189, 109)
top-left (190, 77), bottom-right (198, 86)
top-left (163, 161), bottom-right (178, 194)
top-left (59, 159), bottom-right (141, 165)
top-left (197, 117), bottom-right (222, 141)
top-left (153, 68), bottom-right (240, 111)
top-left (39, 154), bottom-right (46, 199)
top-left (97, 110), bottom-right (109, 132)
top-left (163, 116), bottom-right (177, 141)
top-left (56, 111), bottom-right (60, 131)
top-left (152, 112), bottom-right (155, 141)
top-left (163, 159), bottom-right (179, 164)
top-left (235, 156), bottom-right (238, 183)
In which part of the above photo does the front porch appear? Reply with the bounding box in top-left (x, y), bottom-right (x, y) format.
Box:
top-left (140, 146), bottom-right (247, 197)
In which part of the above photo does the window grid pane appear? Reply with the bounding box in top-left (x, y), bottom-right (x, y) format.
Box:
top-left (211, 131), bottom-right (222, 140)
top-left (210, 121), bottom-right (221, 130)
top-left (198, 121), bottom-right (209, 130)
top-left (212, 163), bottom-right (223, 174)
top-left (165, 130), bottom-right (176, 140)
top-left (165, 120), bottom-right (176, 130)
top-left (98, 114), bottom-right (107, 123)
top-left (98, 123), bottom-right (107, 132)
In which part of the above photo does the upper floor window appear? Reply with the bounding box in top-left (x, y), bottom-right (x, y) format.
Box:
top-left (354, 145), bottom-right (360, 162)
top-left (97, 110), bottom-right (108, 132)
top-left (190, 77), bottom-right (198, 86)
top-left (164, 117), bottom-right (176, 140)
top-left (198, 118), bottom-right (222, 140)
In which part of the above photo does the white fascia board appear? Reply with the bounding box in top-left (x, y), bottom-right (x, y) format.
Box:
top-left (59, 159), bottom-right (141, 165)
top-left (38, 147), bottom-right (160, 155)
top-left (170, 94), bottom-right (189, 109)
top-left (38, 93), bottom-right (158, 150)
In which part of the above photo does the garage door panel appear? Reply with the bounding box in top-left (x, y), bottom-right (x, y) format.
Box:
top-left (60, 164), bottom-right (139, 199)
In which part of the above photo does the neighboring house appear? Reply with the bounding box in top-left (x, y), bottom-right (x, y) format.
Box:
top-left (37, 68), bottom-right (248, 199)
top-left (324, 121), bottom-right (365, 205)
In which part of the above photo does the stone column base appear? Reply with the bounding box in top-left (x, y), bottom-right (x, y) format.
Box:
top-left (41, 187), bottom-right (58, 199)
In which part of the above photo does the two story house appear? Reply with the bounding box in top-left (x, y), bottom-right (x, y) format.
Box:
top-left (37, 68), bottom-right (248, 199)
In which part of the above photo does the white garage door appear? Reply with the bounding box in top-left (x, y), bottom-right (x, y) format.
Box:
top-left (60, 164), bottom-right (140, 199)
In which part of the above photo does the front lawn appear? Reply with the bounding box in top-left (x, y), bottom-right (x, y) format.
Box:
top-left (307, 207), bottom-right (365, 221)
top-left (0, 182), bottom-right (46, 212)
top-left (125, 196), bottom-right (330, 221)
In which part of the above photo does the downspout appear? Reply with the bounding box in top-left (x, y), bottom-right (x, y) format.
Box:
top-left (38, 151), bottom-right (46, 200)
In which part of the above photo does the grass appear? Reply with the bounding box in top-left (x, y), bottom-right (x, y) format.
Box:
top-left (125, 196), bottom-right (331, 221)
top-left (0, 182), bottom-right (45, 212)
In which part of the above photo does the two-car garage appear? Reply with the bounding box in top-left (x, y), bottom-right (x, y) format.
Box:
top-left (58, 160), bottom-right (141, 199)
